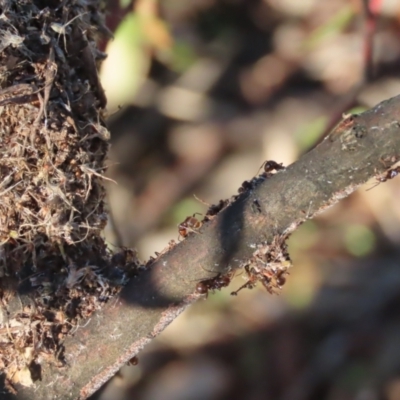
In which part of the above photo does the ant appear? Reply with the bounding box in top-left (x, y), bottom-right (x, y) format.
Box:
top-left (230, 265), bottom-right (261, 296)
top-left (178, 214), bottom-right (202, 239)
top-left (127, 356), bottom-right (139, 366)
top-left (230, 265), bottom-right (288, 296)
top-left (205, 199), bottom-right (229, 217)
top-left (196, 272), bottom-right (233, 296)
top-left (367, 166), bottom-right (400, 191)
top-left (193, 195), bottom-right (229, 219)
top-left (237, 161), bottom-right (285, 195)
top-left (275, 269), bottom-right (287, 287)
top-left (262, 160), bottom-right (285, 174)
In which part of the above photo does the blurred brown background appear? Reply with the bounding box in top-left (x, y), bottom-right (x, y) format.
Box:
top-left (92, 0), bottom-right (400, 399)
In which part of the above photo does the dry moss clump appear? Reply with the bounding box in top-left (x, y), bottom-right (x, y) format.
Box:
top-left (0, 0), bottom-right (136, 391)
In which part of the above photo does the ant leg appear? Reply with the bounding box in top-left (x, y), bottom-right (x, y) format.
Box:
top-left (230, 281), bottom-right (255, 296)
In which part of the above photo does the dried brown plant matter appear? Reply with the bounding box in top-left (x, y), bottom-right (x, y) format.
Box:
top-left (0, 0), bottom-right (137, 392)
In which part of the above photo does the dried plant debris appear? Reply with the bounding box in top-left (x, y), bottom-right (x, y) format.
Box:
top-left (192, 236), bottom-right (292, 297)
top-left (0, 0), bottom-right (139, 390)
top-left (231, 236), bottom-right (292, 296)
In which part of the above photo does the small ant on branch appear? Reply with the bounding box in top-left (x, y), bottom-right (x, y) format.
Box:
top-left (238, 180), bottom-right (253, 194)
top-left (230, 237), bottom-right (291, 296)
top-left (195, 270), bottom-right (235, 296)
top-left (193, 194), bottom-right (229, 220)
top-left (238, 160), bottom-right (285, 194)
top-left (230, 265), bottom-right (288, 296)
top-left (261, 160), bottom-right (285, 175)
top-left (178, 197), bottom-right (230, 239)
top-left (367, 166), bottom-right (400, 191)
top-left (230, 265), bottom-right (258, 296)
top-left (178, 213), bottom-right (202, 239)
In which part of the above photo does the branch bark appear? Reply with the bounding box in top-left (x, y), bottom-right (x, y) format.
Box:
top-left (13, 94), bottom-right (400, 399)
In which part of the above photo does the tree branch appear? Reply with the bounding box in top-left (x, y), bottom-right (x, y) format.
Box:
top-left (13, 94), bottom-right (400, 399)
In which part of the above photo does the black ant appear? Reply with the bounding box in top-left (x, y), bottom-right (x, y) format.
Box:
top-left (238, 180), bottom-right (253, 194)
top-left (196, 272), bottom-right (234, 296)
top-left (205, 199), bottom-right (229, 217)
top-left (367, 166), bottom-right (400, 191)
top-left (178, 214), bottom-right (202, 239)
top-left (262, 160), bottom-right (285, 173)
top-left (237, 161), bottom-right (285, 195)
top-left (193, 195), bottom-right (229, 219)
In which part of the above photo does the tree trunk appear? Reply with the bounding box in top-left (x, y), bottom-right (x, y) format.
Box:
top-left (0, 0), bottom-right (129, 398)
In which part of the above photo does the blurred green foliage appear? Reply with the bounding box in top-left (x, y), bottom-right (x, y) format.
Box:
top-left (344, 224), bottom-right (375, 257)
top-left (305, 5), bottom-right (354, 49)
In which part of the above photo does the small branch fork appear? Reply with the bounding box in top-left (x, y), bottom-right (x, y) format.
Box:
top-left (14, 93), bottom-right (400, 399)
